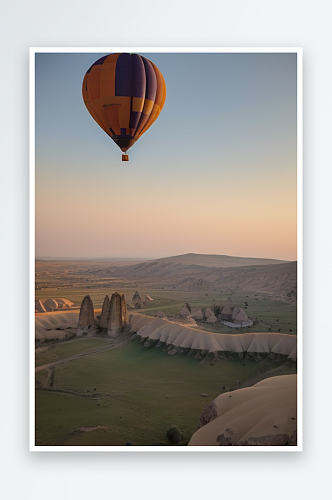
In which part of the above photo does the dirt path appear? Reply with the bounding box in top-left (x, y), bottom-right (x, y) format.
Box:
top-left (44, 366), bottom-right (55, 388)
top-left (35, 331), bottom-right (133, 373)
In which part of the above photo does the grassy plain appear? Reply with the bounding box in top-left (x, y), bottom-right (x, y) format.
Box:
top-left (35, 340), bottom-right (296, 446)
top-left (35, 369), bottom-right (49, 388)
top-left (35, 337), bottom-right (110, 367)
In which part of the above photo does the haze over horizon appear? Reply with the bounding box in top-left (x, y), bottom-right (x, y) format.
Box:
top-left (35, 251), bottom-right (293, 262)
top-left (35, 52), bottom-right (297, 261)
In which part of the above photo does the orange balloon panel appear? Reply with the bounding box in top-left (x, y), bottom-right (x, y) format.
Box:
top-left (82, 53), bottom-right (166, 153)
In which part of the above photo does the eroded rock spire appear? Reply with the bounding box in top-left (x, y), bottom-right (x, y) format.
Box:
top-left (107, 292), bottom-right (127, 337)
top-left (99, 295), bottom-right (110, 330)
top-left (78, 295), bottom-right (94, 328)
top-left (132, 291), bottom-right (143, 309)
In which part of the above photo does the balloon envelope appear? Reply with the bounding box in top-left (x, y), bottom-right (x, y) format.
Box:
top-left (82, 53), bottom-right (166, 154)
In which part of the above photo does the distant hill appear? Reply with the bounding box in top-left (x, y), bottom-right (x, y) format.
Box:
top-left (151, 253), bottom-right (288, 268)
top-left (112, 260), bottom-right (210, 280)
top-left (109, 254), bottom-right (296, 301)
top-left (198, 261), bottom-right (297, 301)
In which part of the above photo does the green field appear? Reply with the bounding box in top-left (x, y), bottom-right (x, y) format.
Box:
top-left (137, 292), bottom-right (297, 335)
top-left (36, 369), bottom-right (49, 388)
top-left (35, 340), bottom-right (296, 446)
top-left (35, 337), bottom-right (111, 367)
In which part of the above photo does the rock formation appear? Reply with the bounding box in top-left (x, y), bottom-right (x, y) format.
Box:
top-left (188, 375), bottom-right (297, 446)
top-left (44, 298), bottom-right (59, 312)
top-left (129, 313), bottom-right (297, 362)
top-left (204, 307), bottom-right (213, 318)
top-left (199, 401), bottom-right (218, 429)
top-left (232, 307), bottom-right (248, 323)
top-left (99, 295), bottom-right (110, 330)
top-left (120, 293), bottom-right (128, 329)
top-left (107, 292), bottom-right (127, 337)
top-left (206, 311), bottom-right (218, 323)
top-left (219, 297), bottom-right (234, 320)
top-left (132, 291), bottom-right (143, 309)
top-left (35, 310), bottom-right (79, 340)
top-left (186, 317), bottom-right (198, 326)
top-left (190, 308), bottom-right (204, 320)
top-left (197, 307), bottom-right (218, 322)
top-left (35, 297), bottom-right (73, 313)
top-left (156, 311), bottom-right (166, 318)
top-left (77, 295), bottom-right (94, 335)
top-left (180, 303), bottom-right (191, 317)
top-left (107, 293), bottom-right (121, 335)
top-left (231, 306), bottom-right (240, 321)
top-left (56, 298), bottom-right (73, 309)
top-left (35, 299), bottom-right (46, 313)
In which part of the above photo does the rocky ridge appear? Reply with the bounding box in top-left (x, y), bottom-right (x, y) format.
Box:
top-left (129, 313), bottom-right (297, 362)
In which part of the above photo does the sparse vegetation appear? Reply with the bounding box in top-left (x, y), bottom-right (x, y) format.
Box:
top-left (35, 337), bottom-right (110, 367)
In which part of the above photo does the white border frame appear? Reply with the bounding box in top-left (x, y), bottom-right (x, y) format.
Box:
top-left (30, 47), bottom-right (303, 452)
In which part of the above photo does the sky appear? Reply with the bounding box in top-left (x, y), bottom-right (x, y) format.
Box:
top-left (35, 51), bottom-right (297, 260)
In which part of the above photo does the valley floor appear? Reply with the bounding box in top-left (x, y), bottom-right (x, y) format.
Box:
top-left (35, 334), bottom-right (296, 446)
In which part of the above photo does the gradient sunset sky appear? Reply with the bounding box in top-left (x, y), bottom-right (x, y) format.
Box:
top-left (35, 51), bottom-right (297, 260)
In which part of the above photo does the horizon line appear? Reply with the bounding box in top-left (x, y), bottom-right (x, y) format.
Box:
top-left (35, 252), bottom-right (293, 262)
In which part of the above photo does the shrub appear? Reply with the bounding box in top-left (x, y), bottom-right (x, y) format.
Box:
top-left (166, 426), bottom-right (183, 444)
top-left (213, 305), bottom-right (221, 316)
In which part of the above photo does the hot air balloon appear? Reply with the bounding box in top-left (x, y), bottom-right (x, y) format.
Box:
top-left (82, 53), bottom-right (166, 161)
